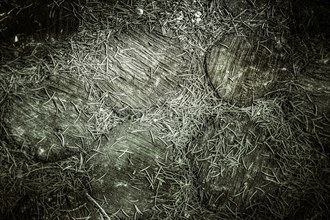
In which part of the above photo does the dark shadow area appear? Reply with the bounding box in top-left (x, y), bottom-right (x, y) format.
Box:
top-left (290, 0), bottom-right (330, 38)
top-left (0, 0), bottom-right (85, 44)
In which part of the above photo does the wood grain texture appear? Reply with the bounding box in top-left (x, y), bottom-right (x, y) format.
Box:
top-left (292, 63), bottom-right (330, 150)
top-left (88, 122), bottom-right (167, 218)
top-left (2, 75), bottom-right (92, 162)
top-left (188, 116), bottom-right (275, 215)
top-left (205, 35), bottom-right (287, 106)
top-left (93, 29), bottom-right (186, 112)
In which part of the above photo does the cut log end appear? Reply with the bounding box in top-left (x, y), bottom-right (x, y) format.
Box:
top-left (206, 35), bottom-right (288, 106)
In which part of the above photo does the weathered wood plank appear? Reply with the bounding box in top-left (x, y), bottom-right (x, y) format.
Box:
top-left (0, 28), bottom-right (184, 218)
top-left (205, 35), bottom-right (287, 106)
top-left (1, 75), bottom-right (92, 162)
top-left (88, 122), bottom-right (167, 218)
top-left (293, 63), bottom-right (330, 150)
top-left (92, 29), bottom-right (186, 112)
top-left (189, 113), bottom-right (327, 218)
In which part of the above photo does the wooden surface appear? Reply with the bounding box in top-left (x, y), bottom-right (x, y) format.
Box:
top-left (93, 29), bottom-right (187, 112)
top-left (294, 63), bottom-right (330, 150)
top-left (205, 35), bottom-right (288, 106)
top-left (188, 115), bottom-right (277, 216)
top-left (2, 75), bottom-right (92, 162)
top-left (0, 28), bottom-right (183, 218)
top-left (88, 122), bottom-right (167, 218)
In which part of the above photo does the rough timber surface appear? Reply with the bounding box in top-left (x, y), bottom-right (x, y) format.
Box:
top-left (299, 63), bottom-right (330, 116)
top-left (189, 115), bottom-right (273, 216)
top-left (293, 63), bottom-right (330, 151)
top-left (0, 27), bottom-right (187, 219)
top-left (205, 35), bottom-right (288, 106)
top-left (190, 113), bottom-right (328, 218)
top-left (88, 122), bottom-right (167, 218)
top-left (1, 75), bottom-right (92, 162)
top-left (85, 28), bottom-right (187, 113)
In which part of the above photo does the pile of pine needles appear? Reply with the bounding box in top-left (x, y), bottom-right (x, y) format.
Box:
top-left (0, 0), bottom-right (329, 219)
